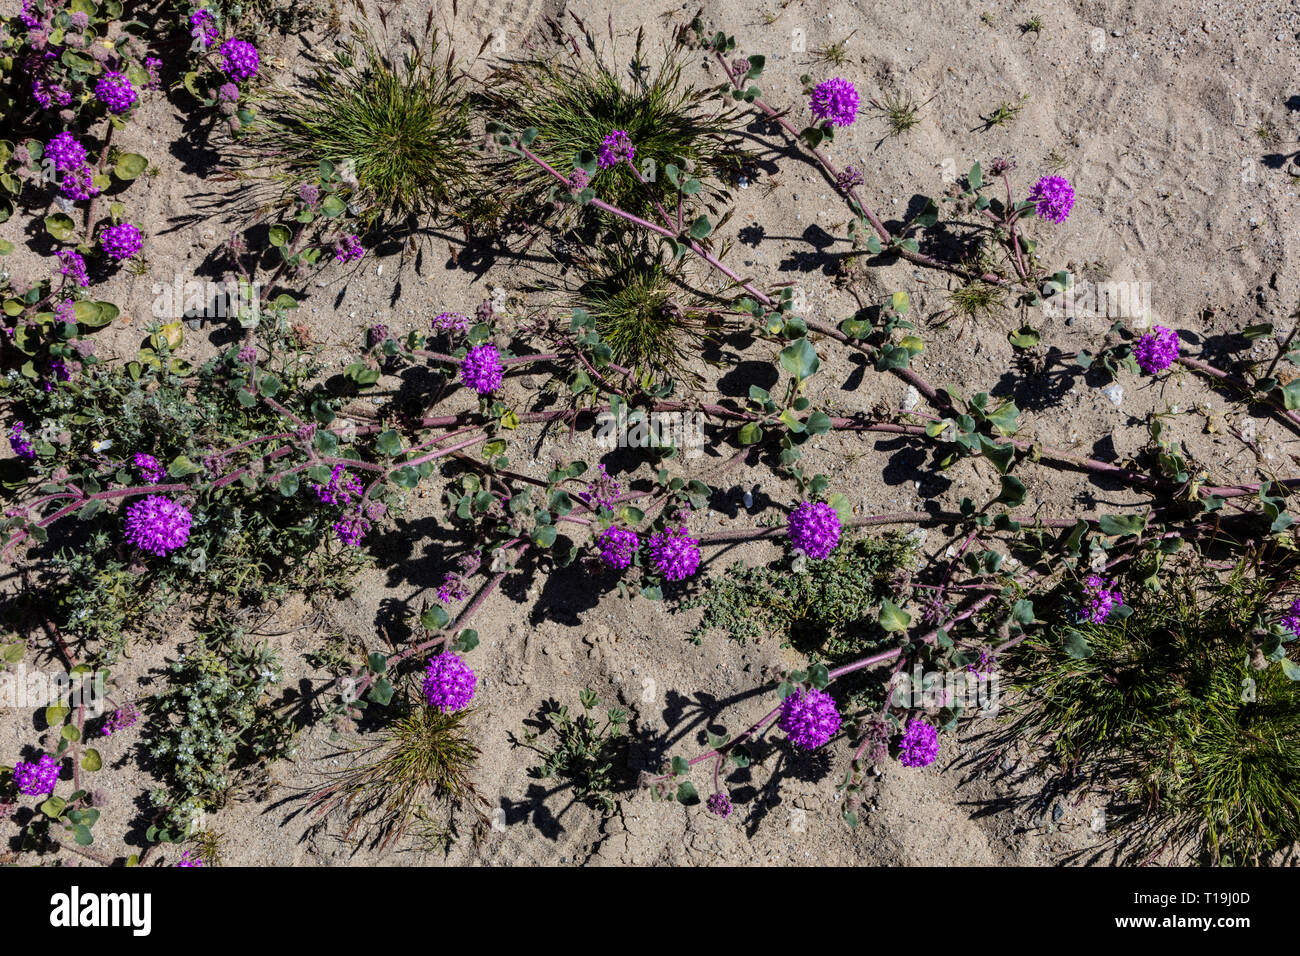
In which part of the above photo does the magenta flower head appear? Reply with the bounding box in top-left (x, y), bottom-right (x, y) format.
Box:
top-left (647, 525), bottom-right (701, 581)
top-left (597, 129), bottom-right (635, 170)
top-left (45, 132), bottom-right (87, 172)
top-left (100, 222), bottom-right (143, 261)
top-left (219, 38), bottom-right (259, 81)
top-left (596, 526), bottom-right (638, 570)
top-left (787, 500), bottom-right (841, 560)
top-left (779, 687), bottom-right (841, 750)
top-left (1132, 325), bottom-right (1179, 375)
top-left (334, 234), bottom-right (364, 263)
top-left (58, 250), bottom-right (89, 287)
top-left (809, 77), bottom-right (859, 128)
top-left (59, 164), bottom-right (99, 201)
top-left (432, 311), bottom-right (471, 336)
top-left (1027, 175), bottom-right (1075, 224)
top-left (175, 850), bottom-right (204, 867)
top-left (333, 514), bottom-right (369, 546)
top-left (124, 495), bottom-right (193, 556)
top-left (13, 754), bottom-right (60, 795)
top-left (1080, 573), bottom-right (1123, 624)
top-left (706, 790), bottom-right (733, 818)
top-left (95, 72), bottom-right (138, 114)
top-left (9, 422), bottom-right (36, 461)
top-left (460, 343), bottom-right (504, 395)
top-left (1282, 597), bottom-right (1300, 639)
top-left (313, 464), bottom-right (364, 505)
top-left (133, 453), bottom-right (165, 484)
top-left (422, 652), bottom-right (477, 713)
top-left (898, 718), bottom-right (939, 767)
top-left (189, 9), bottom-right (219, 47)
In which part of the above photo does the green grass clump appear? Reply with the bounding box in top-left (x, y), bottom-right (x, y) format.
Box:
top-left (573, 239), bottom-right (718, 387)
top-left (484, 42), bottom-right (742, 224)
top-left (680, 533), bottom-right (917, 660)
top-left (1012, 563), bottom-right (1300, 864)
top-left (310, 705), bottom-right (485, 852)
top-left (253, 28), bottom-right (474, 227)
top-left (516, 690), bottom-right (629, 814)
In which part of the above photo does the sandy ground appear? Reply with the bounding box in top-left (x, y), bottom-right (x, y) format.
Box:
top-left (3, 0), bottom-right (1300, 865)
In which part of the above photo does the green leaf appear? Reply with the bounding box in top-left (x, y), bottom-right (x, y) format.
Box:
top-left (81, 748), bottom-right (102, 772)
top-left (779, 338), bottom-right (821, 380)
top-left (532, 524), bottom-right (558, 548)
top-left (267, 224), bottom-right (291, 247)
top-left (985, 401), bottom-right (1020, 436)
top-left (878, 599), bottom-right (912, 632)
top-left (738, 422), bottom-right (764, 445)
top-left (1098, 513), bottom-right (1146, 537)
top-left (688, 216), bottom-right (712, 240)
top-left (671, 756), bottom-right (690, 776)
top-left (1282, 380), bottom-right (1300, 411)
top-left (968, 161), bottom-right (983, 191)
top-left (1063, 629), bottom-right (1093, 659)
top-left (113, 152), bottom-right (148, 180)
top-left (45, 213), bottom-right (75, 241)
top-left (41, 796), bottom-right (66, 819)
top-left (676, 781), bottom-right (700, 805)
top-left (376, 429), bottom-right (403, 456)
top-left (368, 678), bottom-right (394, 706)
top-left (420, 606), bottom-right (450, 631)
top-left (996, 475), bottom-right (1027, 507)
top-left (1008, 325), bottom-right (1040, 349)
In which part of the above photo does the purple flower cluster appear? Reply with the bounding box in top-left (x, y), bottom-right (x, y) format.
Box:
top-left (101, 704), bottom-right (140, 737)
top-left (787, 500), bottom-right (841, 560)
top-left (1282, 597), bottom-right (1300, 639)
top-left (124, 495), bottom-right (193, 556)
top-left (46, 132), bottom-right (100, 201)
top-left (313, 464), bottom-right (364, 506)
top-left (1079, 574), bottom-right (1123, 624)
top-left (133, 453), bottom-right (165, 484)
top-left (706, 790), bottom-right (733, 818)
top-left (437, 573), bottom-right (471, 604)
top-left (647, 525), bottom-right (700, 581)
top-left (218, 82), bottom-right (239, 103)
top-left (13, 754), bottom-right (60, 795)
top-left (219, 38), bottom-right (259, 81)
top-left (9, 422), bottom-right (35, 461)
top-left (95, 71), bottom-right (138, 114)
top-left (45, 132), bottom-right (87, 172)
top-left (596, 526), bottom-right (638, 570)
top-left (333, 514), bottom-right (368, 546)
top-left (367, 324), bottom-right (390, 347)
top-left (100, 222), bottom-right (143, 261)
top-left (1027, 175), bottom-right (1075, 224)
top-left (334, 234), bottom-right (364, 263)
top-left (898, 718), bottom-right (939, 767)
top-left (58, 250), bottom-right (89, 287)
top-left (809, 77), bottom-right (859, 128)
top-left (460, 344), bottom-right (504, 395)
top-left (422, 652), bottom-right (477, 713)
top-left (432, 311), bottom-right (471, 336)
top-left (175, 851), bottom-right (204, 867)
top-left (597, 130), bottom-right (635, 170)
top-left (578, 463), bottom-right (620, 512)
top-left (778, 688), bottom-right (842, 750)
top-left (1133, 325), bottom-right (1179, 375)
top-left (189, 9), bottom-right (219, 48)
